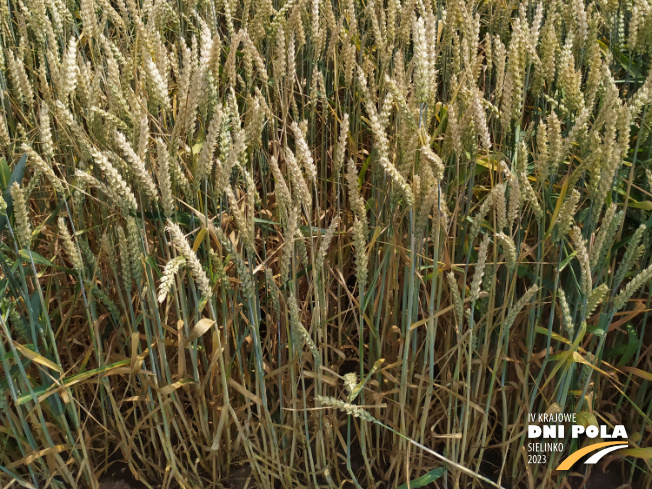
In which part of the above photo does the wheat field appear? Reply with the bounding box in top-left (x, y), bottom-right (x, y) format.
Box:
top-left (0, 0), bottom-right (651, 487)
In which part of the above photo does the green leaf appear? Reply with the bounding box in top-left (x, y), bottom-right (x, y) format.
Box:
top-left (18, 250), bottom-right (63, 271)
top-left (254, 217), bottom-right (280, 226)
top-left (619, 324), bottom-right (639, 367)
top-left (16, 359), bottom-right (131, 406)
top-left (192, 141), bottom-right (204, 155)
top-left (0, 157), bottom-right (10, 191)
top-left (626, 200), bottom-right (652, 210)
top-left (559, 250), bottom-right (578, 271)
top-left (618, 448), bottom-right (652, 459)
top-left (396, 467), bottom-right (446, 489)
top-left (605, 324), bottom-right (638, 365)
top-left (13, 343), bottom-right (62, 373)
top-left (359, 153), bottom-right (371, 188)
top-left (145, 256), bottom-right (162, 278)
top-left (0, 154), bottom-right (28, 233)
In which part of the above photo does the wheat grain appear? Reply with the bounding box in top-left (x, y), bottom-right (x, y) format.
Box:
top-left (557, 288), bottom-right (574, 336)
top-left (116, 225), bottom-right (132, 292)
top-left (21, 143), bottom-right (63, 193)
top-left (158, 256), bottom-right (186, 303)
top-left (614, 264), bottom-right (652, 311)
top-left (288, 292), bottom-right (319, 364)
top-left (167, 221), bottom-right (212, 299)
top-left (614, 225), bottom-right (647, 289)
top-left (504, 284), bottom-right (539, 331)
top-left (91, 149), bottom-right (138, 213)
top-left (556, 189), bottom-right (581, 240)
top-left (316, 395), bottom-right (377, 423)
top-left (9, 183), bottom-right (31, 249)
top-left (60, 36), bottom-right (79, 102)
top-left (570, 226), bottom-right (592, 297)
top-left (352, 218), bottom-right (368, 293)
top-left (495, 232), bottom-right (517, 272)
top-left (115, 131), bottom-right (159, 202)
top-left (343, 372), bottom-right (358, 400)
top-left (57, 217), bottom-right (83, 273)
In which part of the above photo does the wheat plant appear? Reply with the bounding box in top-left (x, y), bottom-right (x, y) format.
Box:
top-left (0, 0), bottom-right (651, 488)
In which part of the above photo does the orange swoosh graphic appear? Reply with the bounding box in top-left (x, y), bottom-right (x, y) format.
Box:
top-left (556, 441), bottom-right (627, 471)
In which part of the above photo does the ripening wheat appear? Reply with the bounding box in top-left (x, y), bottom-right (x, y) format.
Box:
top-left (0, 1), bottom-right (651, 488)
